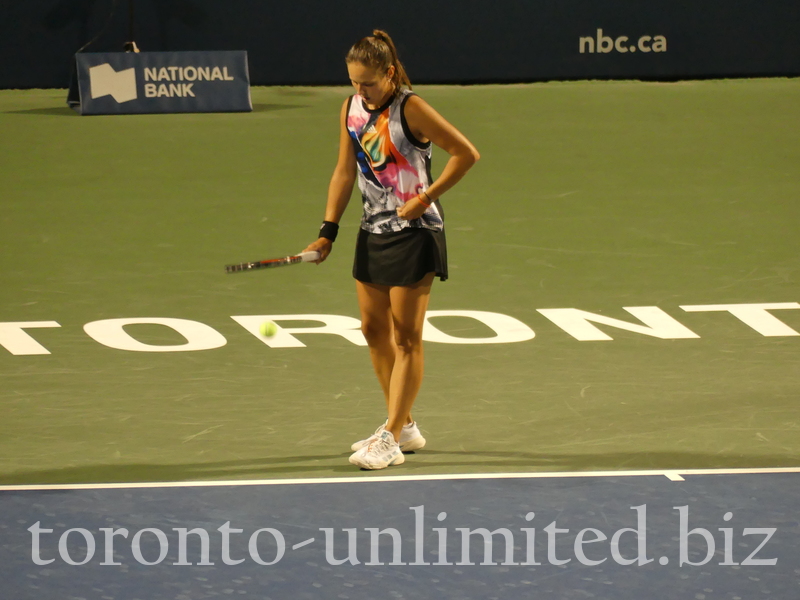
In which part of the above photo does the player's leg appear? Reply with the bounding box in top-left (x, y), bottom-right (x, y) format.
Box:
top-left (355, 280), bottom-right (418, 425)
top-left (349, 273), bottom-right (433, 469)
top-left (355, 280), bottom-right (395, 408)
top-left (384, 272), bottom-right (435, 442)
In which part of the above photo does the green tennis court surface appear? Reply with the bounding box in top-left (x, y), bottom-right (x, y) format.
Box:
top-left (1, 79), bottom-right (799, 485)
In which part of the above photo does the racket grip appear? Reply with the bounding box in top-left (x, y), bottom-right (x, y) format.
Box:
top-left (299, 251), bottom-right (321, 262)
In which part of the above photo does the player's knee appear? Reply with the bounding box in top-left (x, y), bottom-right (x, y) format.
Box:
top-left (393, 325), bottom-right (422, 353)
top-left (361, 317), bottom-right (391, 345)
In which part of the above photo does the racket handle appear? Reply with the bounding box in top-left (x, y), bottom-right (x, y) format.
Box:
top-left (298, 251), bottom-right (321, 262)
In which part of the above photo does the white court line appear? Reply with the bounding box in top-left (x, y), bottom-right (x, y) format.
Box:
top-left (1, 466), bottom-right (799, 492)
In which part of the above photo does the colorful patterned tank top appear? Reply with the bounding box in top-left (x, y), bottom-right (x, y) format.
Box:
top-left (346, 89), bottom-right (444, 234)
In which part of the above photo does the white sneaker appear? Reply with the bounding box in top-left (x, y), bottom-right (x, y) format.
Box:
top-left (350, 421), bottom-right (426, 452)
top-left (350, 423), bottom-right (386, 452)
top-left (349, 430), bottom-right (405, 470)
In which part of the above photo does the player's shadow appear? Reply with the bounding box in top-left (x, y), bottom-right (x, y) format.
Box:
top-left (1, 450), bottom-right (798, 486)
top-left (405, 449), bottom-right (800, 472)
top-left (3, 107), bottom-right (78, 116)
top-left (4, 105), bottom-right (306, 116)
top-left (0, 454), bottom-right (353, 486)
top-left (251, 103), bottom-right (310, 112)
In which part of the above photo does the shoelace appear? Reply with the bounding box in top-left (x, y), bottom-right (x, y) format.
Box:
top-left (365, 422), bottom-right (412, 445)
top-left (366, 434), bottom-right (395, 454)
top-left (360, 425), bottom-right (385, 447)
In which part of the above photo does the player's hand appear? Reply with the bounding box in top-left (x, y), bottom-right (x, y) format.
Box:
top-left (303, 238), bottom-right (333, 264)
top-left (396, 196), bottom-right (431, 221)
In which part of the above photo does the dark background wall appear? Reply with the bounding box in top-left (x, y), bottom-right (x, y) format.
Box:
top-left (1, 0), bottom-right (798, 89)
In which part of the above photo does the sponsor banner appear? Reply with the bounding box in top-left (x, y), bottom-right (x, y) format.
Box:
top-left (74, 51), bottom-right (252, 115)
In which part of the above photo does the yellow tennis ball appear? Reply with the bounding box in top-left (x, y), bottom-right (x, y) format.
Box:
top-left (260, 321), bottom-right (278, 338)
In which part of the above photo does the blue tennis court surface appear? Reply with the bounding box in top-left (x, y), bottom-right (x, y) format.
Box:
top-left (2, 469), bottom-right (798, 599)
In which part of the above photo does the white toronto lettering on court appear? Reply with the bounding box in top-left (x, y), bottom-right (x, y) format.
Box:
top-left (0, 321), bottom-right (61, 355)
top-left (83, 318), bottom-right (228, 352)
top-left (1, 303), bottom-right (798, 355)
top-left (536, 307), bottom-right (700, 341)
top-left (680, 303), bottom-right (800, 337)
top-left (424, 310), bottom-right (535, 344)
top-left (231, 314), bottom-right (367, 348)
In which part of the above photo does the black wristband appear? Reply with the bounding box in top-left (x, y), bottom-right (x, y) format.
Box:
top-left (319, 221), bottom-right (339, 242)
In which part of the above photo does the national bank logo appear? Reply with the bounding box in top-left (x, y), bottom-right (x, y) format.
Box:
top-left (75, 51), bottom-right (250, 114)
top-left (89, 63), bottom-right (138, 103)
top-left (87, 62), bottom-right (237, 103)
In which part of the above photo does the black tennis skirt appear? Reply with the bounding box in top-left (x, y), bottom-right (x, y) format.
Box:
top-left (353, 226), bottom-right (448, 286)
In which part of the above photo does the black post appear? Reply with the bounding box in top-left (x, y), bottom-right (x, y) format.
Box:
top-left (123, 0), bottom-right (139, 52)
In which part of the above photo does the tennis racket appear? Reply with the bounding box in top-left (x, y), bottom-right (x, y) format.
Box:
top-left (225, 250), bottom-right (320, 273)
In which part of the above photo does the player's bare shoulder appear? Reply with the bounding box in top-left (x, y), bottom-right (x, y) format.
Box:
top-left (404, 93), bottom-right (441, 121)
top-left (340, 96), bottom-right (352, 119)
top-left (403, 93), bottom-right (478, 160)
top-left (403, 94), bottom-right (441, 143)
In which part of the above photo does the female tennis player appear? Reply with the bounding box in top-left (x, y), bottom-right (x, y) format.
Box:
top-left (304, 30), bottom-right (480, 469)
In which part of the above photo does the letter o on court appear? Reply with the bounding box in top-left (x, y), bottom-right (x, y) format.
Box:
top-left (83, 318), bottom-right (227, 352)
top-left (248, 528), bottom-right (286, 565)
top-left (131, 528), bottom-right (169, 565)
top-left (58, 528), bottom-right (96, 565)
top-left (423, 310), bottom-right (535, 344)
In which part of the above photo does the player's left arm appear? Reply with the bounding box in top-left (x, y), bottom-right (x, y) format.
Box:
top-left (397, 94), bottom-right (480, 221)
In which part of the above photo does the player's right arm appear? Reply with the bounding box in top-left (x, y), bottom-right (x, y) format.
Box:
top-left (304, 98), bottom-right (357, 263)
